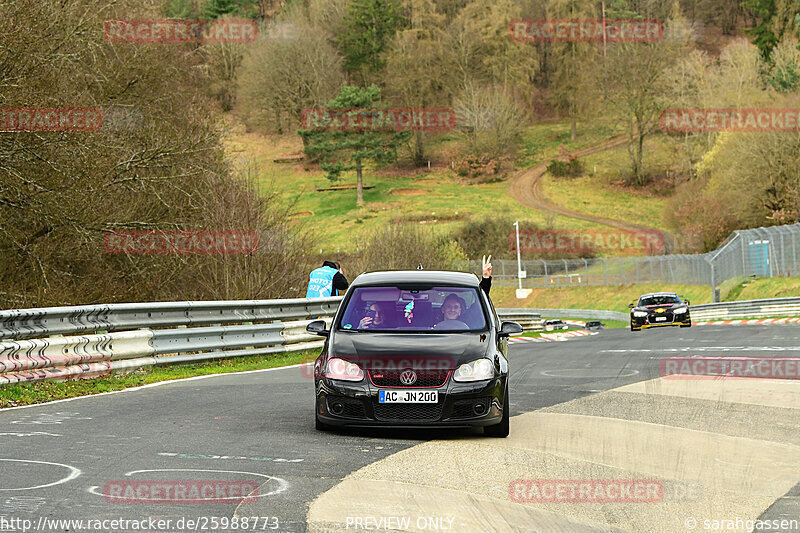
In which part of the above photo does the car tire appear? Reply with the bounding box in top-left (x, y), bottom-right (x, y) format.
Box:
top-left (630, 323), bottom-right (640, 331)
top-left (680, 324), bottom-right (691, 328)
top-left (484, 390), bottom-right (509, 438)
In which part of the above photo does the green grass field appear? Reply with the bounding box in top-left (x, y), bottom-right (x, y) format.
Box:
top-left (541, 135), bottom-right (678, 232)
top-left (224, 118), bottom-right (634, 254)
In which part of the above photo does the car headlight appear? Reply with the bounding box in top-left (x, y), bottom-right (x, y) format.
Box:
top-left (324, 358), bottom-right (364, 381)
top-left (453, 359), bottom-right (495, 382)
top-left (673, 307), bottom-right (688, 314)
top-left (632, 311), bottom-right (647, 317)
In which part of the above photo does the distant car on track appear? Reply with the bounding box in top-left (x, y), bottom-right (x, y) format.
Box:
top-left (306, 270), bottom-right (522, 437)
top-left (584, 321), bottom-right (605, 330)
top-left (629, 292), bottom-right (691, 331)
top-left (544, 319), bottom-right (569, 331)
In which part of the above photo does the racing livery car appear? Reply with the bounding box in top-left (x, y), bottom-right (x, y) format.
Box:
top-left (629, 292), bottom-right (691, 331)
top-left (306, 270), bottom-right (522, 437)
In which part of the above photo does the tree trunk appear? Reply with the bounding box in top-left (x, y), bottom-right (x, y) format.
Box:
top-left (356, 161), bottom-right (364, 206)
top-left (413, 130), bottom-right (425, 167)
top-left (636, 128), bottom-right (645, 186)
top-left (571, 118), bottom-right (577, 141)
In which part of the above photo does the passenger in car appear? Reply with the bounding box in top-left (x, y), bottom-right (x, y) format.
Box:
top-left (357, 301), bottom-right (395, 329)
top-left (480, 254), bottom-right (492, 297)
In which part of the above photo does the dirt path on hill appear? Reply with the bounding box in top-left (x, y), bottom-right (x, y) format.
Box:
top-left (508, 135), bottom-right (675, 250)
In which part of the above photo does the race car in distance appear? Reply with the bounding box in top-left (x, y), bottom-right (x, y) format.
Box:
top-left (544, 319), bottom-right (569, 331)
top-left (629, 292), bottom-right (691, 331)
top-left (306, 270), bottom-right (522, 437)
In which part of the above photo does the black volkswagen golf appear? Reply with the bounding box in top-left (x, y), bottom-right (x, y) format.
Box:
top-left (306, 271), bottom-right (522, 437)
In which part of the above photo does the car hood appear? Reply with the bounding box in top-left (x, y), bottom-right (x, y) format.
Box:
top-left (329, 331), bottom-right (491, 369)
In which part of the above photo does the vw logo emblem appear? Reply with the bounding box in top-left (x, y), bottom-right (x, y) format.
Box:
top-left (399, 369), bottom-right (417, 385)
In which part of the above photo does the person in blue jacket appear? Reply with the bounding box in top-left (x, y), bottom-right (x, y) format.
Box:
top-left (306, 260), bottom-right (349, 298)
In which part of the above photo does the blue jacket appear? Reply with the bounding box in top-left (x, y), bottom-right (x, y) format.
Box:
top-left (306, 265), bottom-right (340, 298)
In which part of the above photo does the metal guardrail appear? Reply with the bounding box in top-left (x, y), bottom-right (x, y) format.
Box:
top-left (4, 295), bottom-right (797, 385)
top-left (0, 298), bottom-right (540, 385)
top-left (689, 297), bottom-right (800, 321)
top-left (0, 298), bottom-right (342, 340)
top-left (513, 308), bottom-right (629, 322)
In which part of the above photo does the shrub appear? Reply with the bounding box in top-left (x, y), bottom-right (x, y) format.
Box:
top-left (354, 225), bottom-right (467, 273)
top-left (452, 217), bottom-right (521, 260)
top-left (547, 156), bottom-right (584, 178)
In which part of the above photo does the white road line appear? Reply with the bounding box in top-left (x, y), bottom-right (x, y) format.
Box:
top-left (0, 459), bottom-right (81, 491)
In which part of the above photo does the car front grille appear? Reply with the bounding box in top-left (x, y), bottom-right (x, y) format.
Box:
top-left (373, 401), bottom-right (445, 421)
top-left (647, 312), bottom-right (674, 323)
top-left (368, 370), bottom-right (450, 388)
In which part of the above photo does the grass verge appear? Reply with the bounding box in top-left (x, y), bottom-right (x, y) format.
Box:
top-left (0, 350), bottom-right (318, 409)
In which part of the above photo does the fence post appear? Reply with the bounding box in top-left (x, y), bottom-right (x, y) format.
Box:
top-left (584, 259), bottom-right (589, 286)
top-left (603, 258), bottom-right (607, 285)
top-left (706, 256), bottom-right (717, 302)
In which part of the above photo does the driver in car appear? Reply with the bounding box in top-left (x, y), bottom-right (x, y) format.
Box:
top-left (433, 294), bottom-right (469, 330)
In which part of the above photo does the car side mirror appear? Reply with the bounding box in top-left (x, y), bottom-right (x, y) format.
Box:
top-left (306, 320), bottom-right (329, 337)
top-left (499, 321), bottom-right (523, 338)
top-left (628, 303), bottom-right (635, 308)
top-left (684, 300), bottom-right (690, 306)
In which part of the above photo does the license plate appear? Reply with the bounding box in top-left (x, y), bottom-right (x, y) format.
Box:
top-left (379, 390), bottom-right (438, 403)
top-left (655, 317), bottom-right (667, 322)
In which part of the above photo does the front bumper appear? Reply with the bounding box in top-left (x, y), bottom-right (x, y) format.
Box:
top-left (631, 313), bottom-right (691, 329)
top-left (315, 376), bottom-right (505, 428)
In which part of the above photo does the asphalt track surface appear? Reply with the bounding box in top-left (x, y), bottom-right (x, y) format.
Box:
top-left (0, 325), bottom-right (799, 532)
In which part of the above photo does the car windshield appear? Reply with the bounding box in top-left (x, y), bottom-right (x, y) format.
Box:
top-left (639, 295), bottom-right (682, 306)
top-left (338, 285), bottom-right (487, 332)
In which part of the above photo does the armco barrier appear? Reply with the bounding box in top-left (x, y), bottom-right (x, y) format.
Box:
top-left (4, 296), bottom-right (795, 385)
top-left (519, 308), bottom-right (629, 322)
top-left (0, 298), bottom-right (342, 340)
top-left (689, 297), bottom-right (800, 321)
top-left (0, 298), bottom-right (546, 385)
